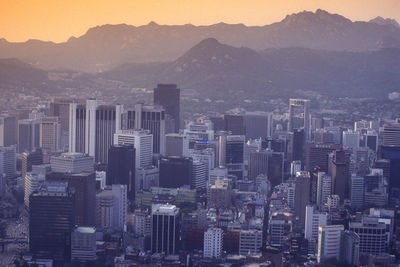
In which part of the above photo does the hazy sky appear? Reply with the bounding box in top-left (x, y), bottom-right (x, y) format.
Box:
top-left (1, 0), bottom-right (399, 43)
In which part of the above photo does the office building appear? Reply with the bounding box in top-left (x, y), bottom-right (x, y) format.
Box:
top-left (288, 99), bottom-right (311, 142)
top-left (50, 152), bottom-right (94, 173)
top-left (209, 167), bottom-right (228, 186)
top-left (332, 149), bottom-right (350, 201)
top-left (95, 189), bottom-right (114, 231)
top-left (39, 116), bottom-right (61, 152)
top-left (153, 84), bottom-right (180, 132)
top-left (159, 156), bottom-right (192, 188)
top-left (239, 229), bottom-right (263, 255)
top-left (114, 129), bottom-right (152, 169)
top-left (0, 115), bottom-right (17, 146)
top-left (49, 98), bottom-right (74, 150)
top-left (165, 133), bottom-right (189, 157)
top-left (29, 182), bottom-right (75, 264)
top-left (107, 145), bottom-right (135, 199)
top-left (134, 209), bottom-right (151, 236)
top-left (17, 119), bottom-right (40, 153)
top-left (294, 171), bottom-right (311, 226)
top-left (24, 172), bottom-right (46, 209)
top-left (305, 205), bottom-right (328, 242)
top-left (136, 165), bottom-right (159, 191)
top-left (71, 226), bottom-right (96, 262)
top-left (380, 146), bottom-right (400, 191)
top-left (125, 103), bottom-right (166, 154)
top-left (349, 216), bottom-right (387, 255)
top-left (342, 230), bottom-right (360, 266)
top-left (317, 225), bottom-right (344, 263)
top-left (316, 172), bottom-right (331, 207)
top-left (268, 212), bottom-right (294, 248)
top-left (244, 111), bottom-right (272, 139)
top-left (207, 178), bottom-right (232, 209)
top-left (204, 227), bottom-right (223, 259)
top-left (224, 114), bottom-right (245, 135)
top-left (306, 143), bottom-right (339, 172)
top-left (21, 149), bottom-right (43, 190)
top-left (184, 119), bottom-right (214, 149)
top-left (327, 195), bottom-right (340, 210)
top-left (383, 123), bottom-right (400, 147)
top-left (0, 145), bottom-right (16, 180)
top-left (112, 184), bottom-right (128, 231)
top-left (151, 204), bottom-right (180, 255)
top-left (69, 99), bottom-right (123, 164)
top-left (342, 129), bottom-right (360, 150)
top-left (351, 175), bottom-right (364, 210)
top-left (192, 160), bottom-right (207, 189)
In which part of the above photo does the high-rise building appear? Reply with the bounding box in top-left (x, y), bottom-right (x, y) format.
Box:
top-left (24, 166), bottom-right (49, 209)
top-left (332, 149), bottom-right (350, 201)
top-left (349, 216), bottom-right (387, 255)
top-left (114, 129), bottom-right (152, 169)
top-left (153, 84), bottom-right (180, 132)
top-left (294, 171), bottom-right (311, 226)
top-left (207, 178), bottom-right (232, 209)
top-left (380, 146), bottom-right (400, 191)
top-left (112, 184), bottom-right (128, 231)
top-left (383, 123), bottom-right (400, 147)
top-left (183, 120), bottom-right (214, 149)
top-left (50, 152), bottom-right (94, 174)
top-left (342, 129), bottom-right (360, 150)
top-left (107, 145), bottom-right (135, 199)
top-left (159, 156), bottom-right (192, 188)
top-left (248, 149), bottom-right (284, 186)
top-left (136, 165), bottom-right (159, 191)
top-left (39, 116), bottom-right (61, 152)
top-left (317, 225), bottom-right (344, 263)
top-left (21, 149), bottom-right (43, 190)
top-left (342, 230), bottom-right (360, 266)
top-left (351, 175), bottom-right (364, 210)
top-left (226, 135), bottom-right (245, 179)
top-left (306, 143), bottom-right (339, 172)
top-left (151, 204), bottom-right (180, 255)
top-left (0, 145), bottom-right (16, 180)
top-left (288, 99), bottom-right (311, 142)
top-left (204, 228), bottom-right (223, 259)
top-left (305, 205), bottom-right (328, 242)
top-left (165, 133), bottom-right (189, 157)
top-left (29, 182), bottom-right (75, 264)
top-left (0, 115), bottom-right (17, 147)
top-left (49, 98), bottom-right (75, 151)
top-left (209, 167), bottom-right (228, 186)
top-left (224, 114), bottom-right (245, 135)
top-left (239, 229), bottom-right (263, 255)
top-left (244, 111), bottom-right (272, 139)
top-left (69, 99), bottom-right (123, 164)
top-left (17, 119), bottom-right (40, 153)
top-left (46, 171), bottom-right (96, 226)
top-left (316, 172), bottom-right (331, 207)
top-left (71, 226), bottom-right (96, 262)
top-left (192, 160), bottom-right (207, 189)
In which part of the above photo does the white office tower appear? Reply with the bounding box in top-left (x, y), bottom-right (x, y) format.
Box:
top-left (383, 123), bottom-right (400, 146)
top-left (112, 184), bottom-right (127, 231)
top-left (317, 225), bottom-right (344, 263)
top-left (50, 152), bottom-right (94, 173)
top-left (239, 229), bottom-right (263, 255)
top-left (351, 175), bottom-right (364, 210)
top-left (190, 148), bottom-right (215, 182)
top-left (209, 167), bottom-right (228, 186)
top-left (24, 172), bottom-right (45, 208)
top-left (192, 160), bottom-right (207, 189)
top-left (203, 228), bottom-right (223, 259)
top-left (0, 145), bottom-right (16, 180)
top-left (342, 129), bottom-right (360, 150)
top-left (71, 227), bottom-right (96, 262)
top-left (39, 116), bottom-right (61, 152)
top-left (69, 99), bottom-right (123, 164)
top-left (165, 133), bottom-right (189, 157)
top-left (136, 166), bottom-right (159, 191)
top-left (114, 129), bottom-right (153, 168)
top-left (327, 195), bottom-right (340, 210)
top-left (151, 204), bottom-right (180, 255)
top-left (316, 172), bottom-right (331, 207)
top-left (305, 205), bottom-right (328, 245)
top-left (183, 120), bottom-right (214, 148)
top-left (290, 161), bottom-right (302, 177)
top-left (349, 216), bottom-right (387, 255)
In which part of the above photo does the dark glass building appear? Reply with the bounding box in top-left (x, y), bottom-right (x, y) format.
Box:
top-left (159, 156), bottom-right (192, 188)
top-left (153, 84), bottom-right (180, 132)
top-left (29, 182), bottom-right (75, 265)
top-left (107, 145), bottom-right (136, 199)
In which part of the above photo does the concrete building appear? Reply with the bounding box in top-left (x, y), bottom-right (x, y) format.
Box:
top-left (207, 178), bottom-right (232, 209)
top-left (50, 152), bottom-right (94, 173)
top-left (39, 116), bottom-right (61, 152)
top-left (383, 123), bottom-right (400, 147)
top-left (294, 171), bottom-right (311, 226)
top-left (239, 229), bottom-right (263, 255)
top-left (316, 172), bottom-right (331, 207)
top-left (71, 227), bottom-right (96, 262)
top-left (305, 205), bottom-right (328, 242)
top-left (0, 145), bottom-right (16, 180)
top-left (351, 175), bottom-right (364, 210)
top-left (165, 133), bottom-right (189, 157)
top-left (204, 227), bottom-right (223, 259)
top-left (317, 225), bottom-right (344, 263)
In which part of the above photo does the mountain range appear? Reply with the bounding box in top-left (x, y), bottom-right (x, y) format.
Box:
top-left (1, 9), bottom-right (400, 72)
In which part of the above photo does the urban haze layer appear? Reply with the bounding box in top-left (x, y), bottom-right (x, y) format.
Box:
top-left (0, 8), bottom-right (400, 267)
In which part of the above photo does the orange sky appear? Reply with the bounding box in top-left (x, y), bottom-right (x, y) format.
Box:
top-left (1, 0), bottom-right (399, 43)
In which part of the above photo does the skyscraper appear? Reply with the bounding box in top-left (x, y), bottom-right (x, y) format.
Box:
top-left (288, 99), bottom-right (311, 142)
top-left (107, 145), bottom-right (135, 199)
top-left (294, 171), bottom-right (311, 226)
top-left (165, 133), bottom-right (189, 157)
top-left (39, 116), bottom-right (61, 152)
top-left (114, 129), bottom-right (152, 169)
top-left (332, 149), bottom-right (350, 201)
top-left (0, 115), bottom-right (17, 147)
top-left (21, 149), bottom-right (43, 190)
top-left (29, 182), bottom-right (75, 264)
top-left (159, 156), bottom-right (193, 188)
top-left (17, 119), bottom-right (40, 153)
top-left (151, 204), bottom-right (180, 255)
top-left (0, 145), bottom-right (16, 180)
top-left (316, 172), bottom-right (331, 207)
top-left (153, 84), bottom-right (180, 133)
top-left (204, 228), bottom-right (223, 259)
top-left (383, 123), bottom-right (400, 147)
top-left (351, 175), bottom-right (364, 210)
top-left (317, 225), bottom-right (344, 263)
top-left (226, 135), bottom-right (245, 179)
